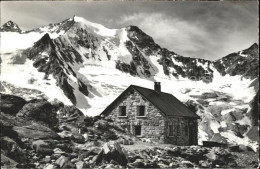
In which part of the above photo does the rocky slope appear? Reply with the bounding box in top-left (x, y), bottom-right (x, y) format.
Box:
top-left (1, 93), bottom-right (258, 168)
top-left (214, 43), bottom-right (259, 79)
top-left (0, 16), bottom-right (259, 150)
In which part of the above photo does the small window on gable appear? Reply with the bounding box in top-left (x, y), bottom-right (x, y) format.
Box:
top-left (130, 89), bottom-right (134, 94)
top-left (119, 106), bottom-right (126, 116)
top-left (137, 105), bottom-right (145, 116)
top-left (169, 125), bottom-right (174, 136)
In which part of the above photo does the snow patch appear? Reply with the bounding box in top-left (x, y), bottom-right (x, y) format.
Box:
top-left (1, 60), bottom-right (72, 105)
top-left (239, 51), bottom-right (248, 57)
top-left (172, 55), bottom-right (184, 67)
top-left (198, 128), bottom-right (208, 145)
top-left (74, 16), bottom-right (117, 37)
top-left (117, 28), bottom-right (132, 64)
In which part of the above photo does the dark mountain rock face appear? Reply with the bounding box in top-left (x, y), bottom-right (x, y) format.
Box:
top-left (125, 25), bottom-right (258, 81)
top-left (123, 40), bottom-right (153, 77)
top-left (23, 33), bottom-right (88, 105)
top-left (124, 25), bottom-right (214, 82)
top-left (126, 25), bottom-right (160, 55)
top-left (213, 43), bottom-right (259, 79)
top-left (0, 21), bottom-right (22, 33)
top-left (161, 49), bottom-right (213, 83)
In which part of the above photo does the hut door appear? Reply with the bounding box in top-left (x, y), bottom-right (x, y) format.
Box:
top-left (188, 122), bottom-right (195, 145)
top-left (135, 125), bottom-right (141, 136)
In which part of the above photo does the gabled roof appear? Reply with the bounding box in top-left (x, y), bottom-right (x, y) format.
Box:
top-left (101, 85), bottom-right (200, 119)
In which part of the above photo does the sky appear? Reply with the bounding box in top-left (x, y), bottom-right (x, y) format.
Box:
top-left (1, 1), bottom-right (258, 60)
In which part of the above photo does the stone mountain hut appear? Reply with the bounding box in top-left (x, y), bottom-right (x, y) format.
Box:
top-left (101, 82), bottom-right (200, 145)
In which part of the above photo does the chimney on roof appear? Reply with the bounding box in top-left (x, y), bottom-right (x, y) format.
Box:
top-left (154, 82), bottom-right (161, 92)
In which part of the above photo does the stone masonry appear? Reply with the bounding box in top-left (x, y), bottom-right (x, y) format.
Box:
top-left (105, 89), bottom-right (198, 145)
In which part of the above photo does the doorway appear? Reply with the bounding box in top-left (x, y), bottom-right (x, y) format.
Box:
top-left (189, 123), bottom-right (195, 145)
top-left (135, 125), bottom-right (141, 136)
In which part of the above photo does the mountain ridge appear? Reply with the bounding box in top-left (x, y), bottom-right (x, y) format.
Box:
top-left (1, 16), bottom-right (258, 107)
top-left (1, 17), bottom-right (258, 64)
top-left (1, 16), bottom-right (259, 149)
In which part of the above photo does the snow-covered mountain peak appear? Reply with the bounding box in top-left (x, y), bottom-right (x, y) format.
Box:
top-left (0, 20), bottom-right (22, 33)
top-left (72, 16), bottom-right (117, 37)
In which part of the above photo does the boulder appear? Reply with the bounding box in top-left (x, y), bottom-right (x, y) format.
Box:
top-left (43, 164), bottom-right (59, 169)
top-left (17, 99), bottom-right (58, 127)
top-left (238, 145), bottom-right (254, 152)
top-left (181, 160), bottom-right (194, 168)
top-left (71, 133), bottom-right (85, 143)
top-left (102, 131), bottom-right (118, 140)
top-left (16, 163), bottom-right (36, 168)
top-left (169, 162), bottom-right (179, 168)
top-left (210, 133), bottom-right (228, 144)
top-left (57, 130), bottom-right (72, 139)
top-left (102, 142), bottom-right (128, 166)
top-left (71, 158), bottom-right (79, 163)
top-left (206, 150), bottom-right (218, 161)
top-left (227, 123), bottom-right (249, 137)
top-left (129, 159), bottom-right (145, 168)
top-left (62, 161), bottom-right (76, 169)
top-left (44, 156), bottom-right (51, 163)
top-left (0, 94), bottom-right (27, 115)
top-left (199, 160), bottom-right (212, 168)
top-left (13, 123), bottom-right (59, 139)
top-left (1, 153), bottom-right (18, 167)
top-left (175, 146), bottom-right (208, 163)
top-left (53, 148), bottom-right (66, 155)
top-left (75, 161), bottom-right (89, 169)
top-left (55, 143), bottom-right (73, 153)
top-left (206, 147), bottom-right (234, 166)
top-left (104, 164), bottom-right (116, 169)
top-left (0, 112), bottom-right (28, 144)
top-left (0, 136), bottom-right (26, 163)
top-left (166, 146), bottom-right (181, 156)
top-left (90, 149), bottom-right (103, 165)
top-left (55, 155), bottom-right (69, 168)
top-left (94, 119), bottom-right (109, 129)
top-left (32, 140), bottom-right (55, 155)
top-left (59, 105), bottom-right (85, 124)
top-left (246, 126), bottom-right (259, 142)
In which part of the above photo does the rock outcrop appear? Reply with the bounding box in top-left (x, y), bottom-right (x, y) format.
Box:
top-left (17, 99), bottom-right (59, 127)
top-left (1, 94), bottom-right (27, 115)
